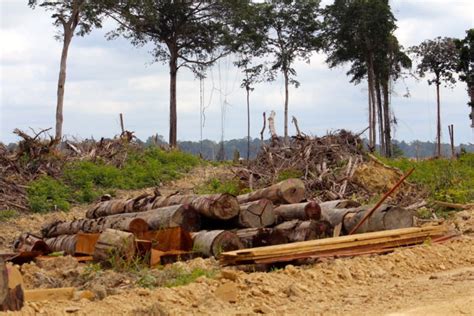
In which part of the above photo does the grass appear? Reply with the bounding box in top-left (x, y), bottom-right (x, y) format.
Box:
top-left (380, 153), bottom-right (474, 204)
top-left (26, 147), bottom-right (201, 213)
top-left (163, 266), bottom-right (217, 288)
top-left (0, 209), bottom-right (19, 222)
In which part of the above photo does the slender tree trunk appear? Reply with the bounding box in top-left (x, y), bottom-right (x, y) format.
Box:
top-left (375, 75), bottom-right (385, 155)
top-left (368, 81), bottom-right (373, 148)
top-left (367, 54), bottom-right (377, 151)
top-left (382, 79), bottom-right (392, 157)
top-left (436, 82), bottom-right (441, 157)
top-left (246, 86), bottom-right (250, 161)
top-left (55, 31), bottom-right (73, 142)
top-left (169, 50), bottom-right (178, 148)
top-left (283, 69), bottom-right (289, 143)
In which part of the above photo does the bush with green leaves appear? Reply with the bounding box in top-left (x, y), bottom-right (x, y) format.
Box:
top-left (381, 153), bottom-right (474, 204)
top-left (27, 175), bottom-right (71, 213)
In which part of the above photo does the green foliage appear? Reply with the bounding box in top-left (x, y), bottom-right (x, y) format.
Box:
top-left (26, 148), bottom-right (200, 213)
top-left (381, 153), bottom-right (474, 204)
top-left (27, 176), bottom-right (71, 213)
top-left (0, 209), bottom-right (19, 222)
top-left (276, 169), bottom-right (304, 182)
top-left (195, 178), bottom-right (249, 196)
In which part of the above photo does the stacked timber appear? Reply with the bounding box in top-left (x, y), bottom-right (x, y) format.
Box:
top-left (220, 225), bottom-right (449, 265)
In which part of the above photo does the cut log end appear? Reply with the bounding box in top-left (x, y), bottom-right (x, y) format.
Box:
top-left (209, 194), bottom-right (240, 220)
top-left (238, 199), bottom-right (275, 228)
top-left (192, 230), bottom-right (243, 257)
top-left (126, 218), bottom-right (149, 234)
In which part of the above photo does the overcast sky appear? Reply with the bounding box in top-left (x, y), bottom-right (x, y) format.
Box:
top-left (1, 0), bottom-right (473, 145)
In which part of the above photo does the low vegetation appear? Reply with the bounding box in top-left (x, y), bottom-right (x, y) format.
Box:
top-left (381, 153), bottom-right (474, 204)
top-left (195, 177), bottom-right (250, 196)
top-left (26, 148), bottom-right (201, 213)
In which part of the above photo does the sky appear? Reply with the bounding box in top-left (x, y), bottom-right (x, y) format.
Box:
top-left (1, 0), bottom-right (473, 145)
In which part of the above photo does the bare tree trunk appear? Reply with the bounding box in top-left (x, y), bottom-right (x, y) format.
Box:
top-left (368, 81), bottom-right (373, 148)
top-left (375, 76), bottom-right (385, 155)
top-left (246, 87), bottom-right (250, 161)
top-left (367, 53), bottom-right (377, 151)
top-left (169, 50), bottom-right (178, 148)
top-left (55, 31), bottom-right (73, 142)
top-left (283, 69), bottom-right (289, 143)
top-left (436, 82), bottom-right (441, 157)
top-left (382, 79), bottom-right (392, 157)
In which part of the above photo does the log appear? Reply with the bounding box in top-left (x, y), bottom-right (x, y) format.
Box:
top-left (237, 199), bottom-right (275, 228)
top-left (13, 233), bottom-right (50, 254)
top-left (150, 193), bottom-right (240, 220)
top-left (41, 217), bottom-right (149, 238)
top-left (234, 228), bottom-right (287, 248)
top-left (86, 194), bottom-right (156, 219)
top-left (93, 229), bottom-right (136, 262)
top-left (274, 220), bottom-right (332, 243)
top-left (137, 227), bottom-right (193, 252)
top-left (320, 204), bottom-right (415, 234)
top-left (0, 259), bottom-right (24, 311)
top-left (106, 204), bottom-right (201, 232)
top-left (45, 233), bottom-right (100, 256)
top-left (319, 200), bottom-right (361, 212)
top-left (274, 201), bottom-right (321, 224)
top-left (191, 230), bottom-right (243, 257)
top-left (237, 179), bottom-right (305, 204)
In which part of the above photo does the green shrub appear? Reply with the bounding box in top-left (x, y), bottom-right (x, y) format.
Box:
top-left (164, 267), bottom-right (216, 288)
top-left (276, 169), bottom-right (304, 182)
top-left (27, 176), bottom-right (71, 213)
top-left (195, 178), bottom-right (249, 196)
top-left (381, 153), bottom-right (474, 204)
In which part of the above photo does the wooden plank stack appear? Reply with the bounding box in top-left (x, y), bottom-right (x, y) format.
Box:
top-left (219, 225), bottom-right (450, 265)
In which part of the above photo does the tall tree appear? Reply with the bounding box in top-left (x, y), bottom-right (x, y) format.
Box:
top-left (455, 29), bottom-right (474, 127)
top-left (409, 37), bottom-right (459, 157)
top-left (105, 0), bottom-right (245, 147)
top-left (262, 0), bottom-right (322, 142)
top-left (28, 0), bottom-right (104, 142)
top-left (322, 0), bottom-right (397, 153)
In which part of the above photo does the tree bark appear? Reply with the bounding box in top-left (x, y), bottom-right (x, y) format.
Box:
top-left (45, 235), bottom-right (78, 255)
top-left (234, 228), bottom-right (286, 248)
top-left (55, 30), bottom-right (73, 141)
top-left (93, 229), bottom-right (136, 262)
top-left (320, 204), bottom-right (414, 234)
top-left (375, 75), bottom-right (385, 155)
top-left (237, 199), bottom-right (275, 228)
top-left (382, 79), bottom-right (392, 157)
top-left (151, 194), bottom-right (239, 220)
top-left (436, 81), bottom-right (441, 157)
top-left (283, 69), bottom-right (289, 143)
top-left (247, 87), bottom-right (251, 161)
top-left (274, 220), bottom-right (331, 243)
top-left (169, 48), bottom-right (179, 148)
top-left (274, 201), bottom-right (321, 224)
top-left (367, 52), bottom-right (377, 151)
top-left (106, 204), bottom-right (201, 232)
top-left (237, 179), bottom-right (305, 204)
top-left (41, 217), bottom-right (148, 238)
top-left (191, 230), bottom-right (243, 257)
top-left (13, 233), bottom-right (50, 253)
top-left (319, 200), bottom-right (361, 213)
top-left (0, 259), bottom-right (24, 312)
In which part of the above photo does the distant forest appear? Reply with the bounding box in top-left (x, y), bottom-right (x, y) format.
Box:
top-left (139, 136), bottom-right (474, 160)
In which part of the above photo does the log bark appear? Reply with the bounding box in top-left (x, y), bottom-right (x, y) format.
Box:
top-left (320, 204), bottom-right (414, 234)
top-left (319, 200), bottom-right (361, 212)
top-left (237, 179), bottom-right (305, 204)
top-left (14, 233), bottom-right (50, 254)
top-left (41, 217), bottom-right (148, 238)
top-left (45, 235), bottom-right (77, 255)
top-left (274, 201), bottom-right (321, 224)
top-left (234, 228), bottom-right (287, 248)
top-left (237, 199), bottom-right (275, 228)
top-left (93, 229), bottom-right (136, 262)
top-left (191, 230), bottom-right (243, 257)
top-left (86, 194), bottom-right (156, 219)
top-left (150, 194), bottom-right (239, 220)
top-left (274, 220), bottom-right (332, 243)
top-left (0, 259), bottom-right (24, 311)
top-left (106, 204), bottom-right (201, 232)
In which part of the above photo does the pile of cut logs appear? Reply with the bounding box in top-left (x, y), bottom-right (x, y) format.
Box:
top-left (10, 178), bottom-right (417, 266)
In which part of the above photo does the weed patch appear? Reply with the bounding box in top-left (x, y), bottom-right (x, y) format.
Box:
top-left (0, 209), bottom-right (19, 222)
top-left (195, 178), bottom-right (249, 196)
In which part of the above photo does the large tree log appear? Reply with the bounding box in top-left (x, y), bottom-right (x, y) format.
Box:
top-left (45, 235), bottom-right (77, 255)
top-left (274, 220), bottom-right (332, 243)
top-left (237, 199), bottom-right (275, 228)
top-left (319, 200), bottom-right (361, 212)
top-left (41, 217), bottom-right (148, 238)
top-left (105, 204), bottom-right (201, 232)
top-left (234, 228), bottom-right (287, 248)
top-left (150, 194), bottom-right (240, 220)
top-left (191, 230), bottom-right (243, 257)
top-left (237, 179), bottom-right (305, 204)
top-left (14, 233), bottom-right (50, 254)
top-left (0, 259), bottom-right (24, 311)
top-left (93, 229), bottom-right (136, 262)
top-left (86, 194), bottom-right (156, 219)
top-left (274, 201), bottom-right (321, 224)
top-left (320, 204), bottom-right (414, 234)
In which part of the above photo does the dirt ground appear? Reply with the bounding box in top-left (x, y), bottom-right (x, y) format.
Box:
top-left (1, 165), bottom-right (474, 315)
